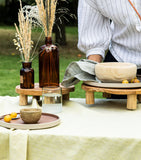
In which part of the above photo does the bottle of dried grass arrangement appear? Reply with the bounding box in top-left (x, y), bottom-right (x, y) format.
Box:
top-left (39, 37), bottom-right (59, 87)
top-left (20, 62), bottom-right (34, 89)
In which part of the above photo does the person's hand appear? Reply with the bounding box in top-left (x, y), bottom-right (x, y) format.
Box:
top-left (88, 54), bottom-right (102, 63)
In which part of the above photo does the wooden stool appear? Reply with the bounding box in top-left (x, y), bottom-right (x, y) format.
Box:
top-left (82, 83), bottom-right (141, 110)
top-left (15, 83), bottom-right (75, 106)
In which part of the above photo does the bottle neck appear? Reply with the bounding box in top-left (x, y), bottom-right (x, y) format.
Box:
top-left (45, 37), bottom-right (52, 46)
top-left (22, 62), bottom-right (32, 68)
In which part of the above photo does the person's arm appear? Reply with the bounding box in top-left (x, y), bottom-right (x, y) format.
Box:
top-left (77, 0), bottom-right (112, 62)
top-left (88, 55), bottom-right (102, 62)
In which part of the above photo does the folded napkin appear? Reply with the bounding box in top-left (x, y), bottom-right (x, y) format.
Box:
top-left (61, 59), bottom-right (98, 87)
top-left (0, 96), bottom-right (40, 160)
top-left (9, 129), bottom-right (29, 160)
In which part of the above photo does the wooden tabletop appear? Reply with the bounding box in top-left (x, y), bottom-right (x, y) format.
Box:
top-left (15, 83), bottom-right (75, 96)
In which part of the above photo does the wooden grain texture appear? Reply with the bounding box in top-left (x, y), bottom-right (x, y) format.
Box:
top-left (82, 83), bottom-right (141, 110)
top-left (127, 94), bottom-right (137, 110)
top-left (16, 83), bottom-right (75, 96)
top-left (137, 95), bottom-right (141, 103)
top-left (82, 84), bottom-right (141, 95)
top-left (103, 93), bottom-right (111, 98)
top-left (16, 83), bottom-right (75, 106)
top-left (19, 95), bottom-right (27, 106)
top-left (86, 91), bottom-right (94, 104)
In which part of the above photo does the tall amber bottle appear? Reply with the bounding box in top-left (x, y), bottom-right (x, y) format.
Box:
top-left (39, 37), bottom-right (59, 87)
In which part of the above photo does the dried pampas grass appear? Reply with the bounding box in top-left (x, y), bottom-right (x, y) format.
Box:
top-left (35, 0), bottom-right (57, 37)
top-left (13, 0), bottom-right (34, 62)
top-left (23, 0), bottom-right (76, 39)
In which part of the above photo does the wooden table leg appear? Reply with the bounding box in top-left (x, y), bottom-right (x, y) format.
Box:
top-left (19, 94), bottom-right (28, 106)
top-left (33, 96), bottom-right (40, 101)
top-left (127, 94), bottom-right (137, 110)
top-left (137, 95), bottom-right (141, 103)
top-left (103, 92), bottom-right (111, 98)
top-left (86, 91), bottom-right (94, 104)
top-left (63, 94), bottom-right (69, 101)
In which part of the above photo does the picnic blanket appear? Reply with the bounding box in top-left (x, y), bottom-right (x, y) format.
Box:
top-left (61, 59), bottom-right (98, 87)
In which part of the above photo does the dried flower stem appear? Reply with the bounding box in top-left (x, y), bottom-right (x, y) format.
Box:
top-left (13, 0), bottom-right (33, 62)
top-left (35, 0), bottom-right (57, 37)
top-left (23, 0), bottom-right (76, 39)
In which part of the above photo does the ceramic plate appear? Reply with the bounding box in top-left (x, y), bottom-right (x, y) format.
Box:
top-left (0, 113), bottom-right (60, 130)
top-left (84, 81), bottom-right (141, 89)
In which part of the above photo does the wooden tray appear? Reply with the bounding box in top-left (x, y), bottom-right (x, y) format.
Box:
top-left (0, 113), bottom-right (60, 130)
top-left (15, 83), bottom-right (75, 106)
top-left (82, 83), bottom-right (141, 110)
top-left (84, 81), bottom-right (141, 89)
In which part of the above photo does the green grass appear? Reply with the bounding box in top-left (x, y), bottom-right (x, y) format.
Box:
top-left (0, 26), bottom-right (103, 98)
top-left (0, 0), bottom-right (5, 5)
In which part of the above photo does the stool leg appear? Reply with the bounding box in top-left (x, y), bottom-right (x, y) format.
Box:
top-left (137, 95), bottom-right (141, 103)
top-left (127, 94), bottom-right (137, 110)
top-left (86, 91), bottom-right (94, 104)
top-left (19, 94), bottom-right (28, 106)
top-left (63, 94), bottom-right (69, 101)
top-left (33, 96), bottom-right (40, 101)
top-left (103, 92), bottom-right (111, 98)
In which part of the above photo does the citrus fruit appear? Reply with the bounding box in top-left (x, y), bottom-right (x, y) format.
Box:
top-left (10, 112), bottom-right (17, 118)
top-left (4, 115), bottom-right (11, 123)
top-left (122, 80), bottom-right (129, 84)
top-left (133, 78), bottom-right (140, 83)
top-left (131, 78), bottom-right (135, 83)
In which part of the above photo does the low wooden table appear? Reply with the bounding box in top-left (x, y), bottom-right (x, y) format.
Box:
top-left (16, 83), bottom-right (75, 106)
top-left (82, 83), bottom-right (141, 110)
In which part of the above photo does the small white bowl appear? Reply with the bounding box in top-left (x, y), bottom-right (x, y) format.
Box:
top-left (95, 62), bottom-right (137, 83)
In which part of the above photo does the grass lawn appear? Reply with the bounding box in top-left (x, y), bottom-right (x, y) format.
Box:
top-left (0, 26), bottom-right (103, 98)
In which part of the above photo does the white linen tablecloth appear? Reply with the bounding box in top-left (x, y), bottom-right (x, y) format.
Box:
top-left (1, 96), bottom-right (141, 160)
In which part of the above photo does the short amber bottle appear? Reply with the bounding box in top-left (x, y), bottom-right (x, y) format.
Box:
top-left (20, 62), bottom-right (34, 89)
top-left (39, 37), bottom-right (59, 87)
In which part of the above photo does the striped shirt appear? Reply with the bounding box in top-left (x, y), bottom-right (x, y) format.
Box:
top-left (77, 0), bottom-right (141, 68)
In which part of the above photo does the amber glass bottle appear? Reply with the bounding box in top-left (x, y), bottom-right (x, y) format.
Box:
top-left (20, 62), bottom-right (34, 89)
top-left (39, 37), bottom-right (59, 87)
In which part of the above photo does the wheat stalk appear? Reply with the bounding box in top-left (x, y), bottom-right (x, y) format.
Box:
top-left (23, 0), bottom-right (76, 38)
top-left (35, 0), bottom-right (57, 37)
top-left (13, 0), bottom-right (33, 62)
